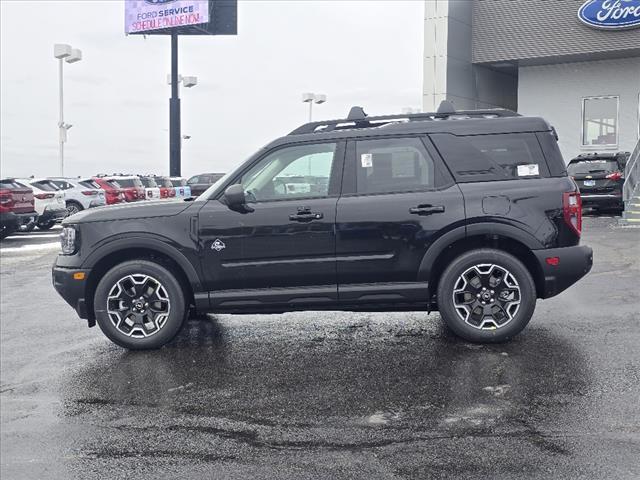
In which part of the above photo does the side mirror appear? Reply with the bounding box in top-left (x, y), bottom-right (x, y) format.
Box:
top-left (224, 184), bottom-right (254, 212)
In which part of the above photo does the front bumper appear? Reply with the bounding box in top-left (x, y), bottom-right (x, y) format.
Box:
top-left (52, 262), bottom-right (92, 322)
top-left (533, 245), bottom-right (593, 299)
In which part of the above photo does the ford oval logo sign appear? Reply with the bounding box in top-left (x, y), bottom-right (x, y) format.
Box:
top-left (578, 0), bottom-right (640, 29)
top-left (144, 0), bottom-right (176, 5)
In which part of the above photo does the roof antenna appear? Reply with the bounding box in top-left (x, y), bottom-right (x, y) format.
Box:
top-left (347, 106), bottom-right (367, 120)
top-left (437, 100), bottom-right (456, 114)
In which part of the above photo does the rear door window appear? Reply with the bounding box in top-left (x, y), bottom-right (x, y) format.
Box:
top-left (79, 180), bottom-right (101, 189)
top-left (352, 137), bottom-right (442, 194)
top-left (32, 180), bottom-right (59, 191)
top-left (430, 133), bottom-right (550, 182)
top-left (567, 160), bottom-right (619, 176)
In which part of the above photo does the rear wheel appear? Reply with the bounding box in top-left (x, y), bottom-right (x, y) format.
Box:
top-left (437, 249), bottom-right (536, 343)
top-left (66, 201), bottom-right (83, 216)
top-left (94, 260), bottom-right (187, 349)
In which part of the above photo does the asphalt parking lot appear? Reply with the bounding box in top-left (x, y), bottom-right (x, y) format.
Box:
top-left (1, 216), bottom-right (639, 480)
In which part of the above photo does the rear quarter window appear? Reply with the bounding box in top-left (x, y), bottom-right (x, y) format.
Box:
top-left (430, 133), bottom-right (550, 182)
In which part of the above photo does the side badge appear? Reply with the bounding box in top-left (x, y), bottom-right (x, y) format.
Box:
top-left (211, 239), bottom-right (226, 252)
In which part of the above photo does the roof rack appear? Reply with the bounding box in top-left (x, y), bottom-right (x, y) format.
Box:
top-left (289, 100), bottom-right (520, 135)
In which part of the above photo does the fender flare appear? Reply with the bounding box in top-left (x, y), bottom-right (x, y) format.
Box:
top-left (417, 222), bottom-right (544, 282)
top-left (82, 235), bottom-right (203, 292)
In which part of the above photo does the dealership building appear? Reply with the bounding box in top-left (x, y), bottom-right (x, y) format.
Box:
top-left (423, 0), bottom-right (640, 161)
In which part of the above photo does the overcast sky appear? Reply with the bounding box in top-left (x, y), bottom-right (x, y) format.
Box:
top-left (0, 0), bottom-right (424, 179)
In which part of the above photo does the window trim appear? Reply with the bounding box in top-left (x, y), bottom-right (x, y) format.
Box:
top-left (580, 95), bottom-right (619, 149)
top-left (214, 139), bottom-right (346, 204)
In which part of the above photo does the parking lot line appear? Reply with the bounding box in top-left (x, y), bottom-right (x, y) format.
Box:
top-left (6, 234), bottom-right (61, 240)
top-left (0, 242), bottom-right (61, 253)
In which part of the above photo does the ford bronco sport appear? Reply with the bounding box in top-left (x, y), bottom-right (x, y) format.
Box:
top-left (52, 102), bottom-right (593, 349)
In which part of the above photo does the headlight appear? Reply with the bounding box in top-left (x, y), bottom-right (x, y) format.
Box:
top-left (60, 225), bottom-right (79, 255)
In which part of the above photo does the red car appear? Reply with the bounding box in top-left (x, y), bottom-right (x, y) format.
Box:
top-left (107, 176), bottom-right (145, 202)
top-left (93, 177), bottom-right (125, 205)
top-left (0, 178), bottom-right (38, 239)
top-left (154, 176), bottom-right (177, 199)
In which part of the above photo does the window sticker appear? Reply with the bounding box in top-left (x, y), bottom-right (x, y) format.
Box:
top-left (517, 164), bottom-right (540, 176)
top-left (361, 153), bottom-right (373, 168)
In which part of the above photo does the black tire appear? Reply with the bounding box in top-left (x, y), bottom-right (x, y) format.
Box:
top-left (437, 248), bottom-right (536, 343)
top-left (94, 260), bottom-right (187, 349)
top-left (0, 227), bottom-right (13, 240)
top-left (66, 201), bottom-right (83, 216)
top-left (37, 221), bottom-right (55, 230)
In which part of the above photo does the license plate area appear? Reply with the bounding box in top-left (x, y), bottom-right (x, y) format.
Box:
top-left (583, 180), bottom-right (596, 187)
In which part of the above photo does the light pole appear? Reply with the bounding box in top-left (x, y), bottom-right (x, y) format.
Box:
top-left (167, 71), bottom-right (197, 177)
top-left (54, 44), bottom-right (82, 176)
top-left (302, 93), bottom-right (327, 122)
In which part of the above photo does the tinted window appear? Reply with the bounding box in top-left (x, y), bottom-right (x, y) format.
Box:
top-left (187, 176), bottom-right (199, 184)
top-left (567, 159), bottom-right (619, 175)
top-left (114, 178), bottom-right (143, 188)
top-left (0, 180), bottom-right (21, 189)
top-left (107, 180), bottom-right (121, 189)
top-left (140, 177), bottom-right (158, 188)
top-left (241, 143), bottom-right (336, 201)
top-left (32, 180), bottom-right (59, 191)
top-left (170, 178), bottom-right (186, 187)
top-left (582, 97), bottom-right (618, 146)
top-left (431, 133), bottom-right (549, 182)
top-left (79, 180), bottom-right (100, 189)
top-left (50, 180), bottom-right (69, 189)
top-left (355, 137), bottom-right (436, 194)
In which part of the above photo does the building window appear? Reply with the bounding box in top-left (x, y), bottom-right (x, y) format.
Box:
top-left (582, 96), bottom-right (619, 147)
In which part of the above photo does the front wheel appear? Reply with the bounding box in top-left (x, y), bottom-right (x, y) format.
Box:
top-left (437, 249), bottom-right (536, 343)
top-left (94, 260), bottom-right (187, 349)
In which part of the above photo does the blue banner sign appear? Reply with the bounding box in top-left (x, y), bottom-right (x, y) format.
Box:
top-left (578, 0), bottom-right (640, 29)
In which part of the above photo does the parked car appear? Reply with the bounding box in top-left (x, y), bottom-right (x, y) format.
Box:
top-left (169, 177), bottom-right (191, 198)
top-left (153, 176), bottom-right (177, 199)
top-left (16, 178), bottom-right (67, 230)
top-left (48, 177), bottom-right (106, 216)
top-left (0, 178), bottom-right (37, 239)
top-left (186, 173), bottom-right (225, 197)
top-left (568, 152), bottom-right (629, 213)
top-left (139, 176), bottom-right (161, 200)
top-left (107, 175), bottom-right (145, 202)
top-left (53, 102), bottom-right (593, 350)
top-left (92, 177), bottom-right (126, 205)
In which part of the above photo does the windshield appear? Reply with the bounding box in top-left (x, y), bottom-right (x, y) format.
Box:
top-left (568, 159), bottom-right (618, 175)
top-left (170, 178), bottom-right (186, 187)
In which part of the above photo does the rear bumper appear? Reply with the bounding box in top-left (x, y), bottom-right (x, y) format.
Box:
top-left (40, 207), bottom-right (67, 223)
top-left (533, 245), bottom-right (593, 299)
top-left (1, 211), bottom-right (38, 229)
top-left (580, 191), bottom-right (623, 207)
top-left (52, 262), bottom-right (91, 320)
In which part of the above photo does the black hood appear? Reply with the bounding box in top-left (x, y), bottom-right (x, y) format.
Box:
top-left (63, 199), bottom-right (194, 224)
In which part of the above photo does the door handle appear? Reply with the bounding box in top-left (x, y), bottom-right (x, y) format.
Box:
top-left (289, 212), bottom-right (324, 222)
top-left (409, 204), bottom-right (445, 215)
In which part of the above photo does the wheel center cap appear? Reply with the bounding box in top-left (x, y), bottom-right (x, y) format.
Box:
top-left (482, 291), bottom-right (492, 301)
top-left (135, 301), bottom-right (145, 310)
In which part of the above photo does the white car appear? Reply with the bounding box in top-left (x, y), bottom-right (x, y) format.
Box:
top-left (48, 177), bottom-right (106, 216)
top-left (169, 177), bottom-right (191, 198)
top-left (16, 178), bottom-right (67, 230)
top-left (139, 176), bottom-right (161, 200)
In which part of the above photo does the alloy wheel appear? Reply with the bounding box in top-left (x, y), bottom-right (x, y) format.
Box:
top-left (452, 264), bottom-right (521, 330)
top-left (107, 274), bottom-right (171, 338)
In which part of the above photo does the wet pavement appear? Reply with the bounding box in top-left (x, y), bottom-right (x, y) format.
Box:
top-left (1, 218), bottom-right (639, 479)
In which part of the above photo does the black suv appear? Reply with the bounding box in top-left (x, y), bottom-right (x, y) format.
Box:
top-left (567, 152), bottom-right (629, 212)
top-left (52, 103), bottom-right (593, 349)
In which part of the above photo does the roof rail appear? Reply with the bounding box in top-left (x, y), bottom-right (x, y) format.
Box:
top-left (289, 100), bottom-right (520, 135)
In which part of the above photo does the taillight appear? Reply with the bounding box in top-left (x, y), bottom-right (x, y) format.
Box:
top-left (563, 191), bottom-right (582, 237)
top-left (605, 171), bottom-right (622, 181)
top-left (81, 190), bottom-right (97, 196)
top-left (34, 193), bottom-right (55, 199)
top-left (0, 190), bottom-right (13, 206)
